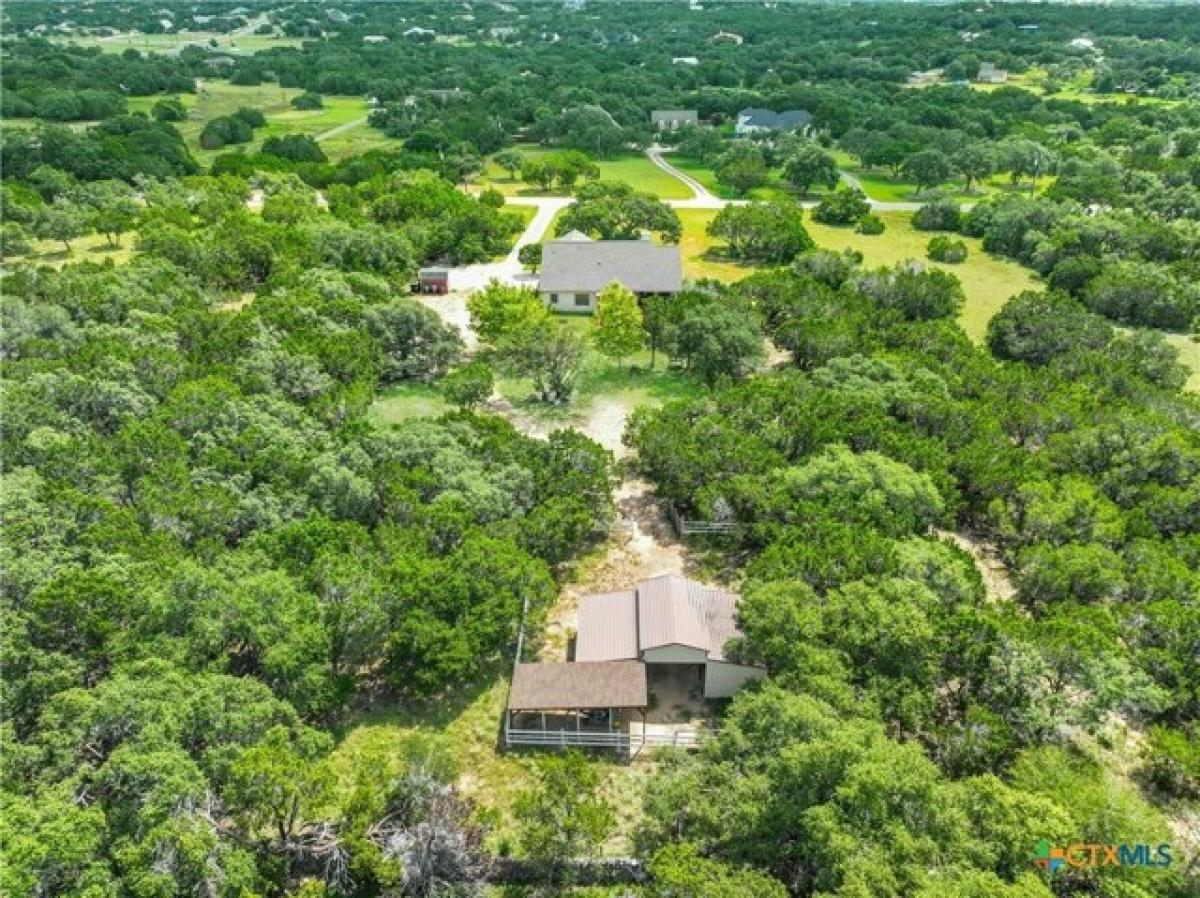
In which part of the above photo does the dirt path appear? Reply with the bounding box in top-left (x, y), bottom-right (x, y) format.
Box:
top-left (315, 116), bottom-right (369, 143)
top-left (938, 529), bottom-right (1017, 603)
top-left (543, 478), bottom-right (689, 661)
top-left (489, 384), bottom-right (690, 663)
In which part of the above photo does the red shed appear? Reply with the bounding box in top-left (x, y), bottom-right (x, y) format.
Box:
top-left (416, 267), bottom-right (450, 295)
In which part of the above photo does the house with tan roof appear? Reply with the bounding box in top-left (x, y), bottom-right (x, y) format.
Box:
top-left (505, 575), bottom-right (765, 750)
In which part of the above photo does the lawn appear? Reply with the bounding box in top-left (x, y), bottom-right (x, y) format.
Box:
top-left (493, 315), bottom-right (707, 443)
top-left (4, 232), bottom-right (137, 270)
top-left (370, 382), bottom-right (452, 423)
top-left (668, 156), bottom-right (796, 202)
top-left (480, 144), bottom-right (692, 199)
top-left (52, 30), bottom-right (304, 55)
top-left (803, 211), bottom-right (1041, 342)
top-left (675, 207), bottom-right (765, 282)
top-left (594, 153), bottom-right (692, 199)
top-left (128, 82), bottom-right (398, 165)
top-left (328, 673), bottom-right (655, 855)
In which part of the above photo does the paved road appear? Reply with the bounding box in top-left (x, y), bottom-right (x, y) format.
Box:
top-left (448, 196), bottom-right (573, 292)
top-left (648, 146), bottom-right (926, 212)
top-left (646, 145), bottom-right (730, 208)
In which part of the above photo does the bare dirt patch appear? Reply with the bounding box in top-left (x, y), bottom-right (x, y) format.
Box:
top-left (939, 528), bottom-right (1017, 603)
top-left (541, 479), bottom-right (690, 662)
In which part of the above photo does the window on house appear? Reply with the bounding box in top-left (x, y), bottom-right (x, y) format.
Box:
top-left (549, 293), bottom-right (559, 303)
top-left (574, 293), bottom-right (590, 307)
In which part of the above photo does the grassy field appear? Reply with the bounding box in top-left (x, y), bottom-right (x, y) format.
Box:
top-left (4, 232), bottom-right (137, 270)
top-left (1162, 333), bottom-right (1200, 393)
top-left (52, 30), bottom-right (304, 55)
top-left (677, 207), bottom-right (1041, 342)
top-left (971, 67), bottom-right (1185, 107)
top-left (494, 315), bottom-right (707, 434)
top-left (126, 82), bottom-right (397, 165)
top-left (667, 156), bottom-right (795, 201)
top-left (480, 144), bottom-right (692, 199)
top-left (370, 382), bottom-right (453, 423)
top-left (806, 211), bottom-right (1041, 341)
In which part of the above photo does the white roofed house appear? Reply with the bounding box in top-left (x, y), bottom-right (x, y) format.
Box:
top-left (538, 231), bottom-right (682, 313)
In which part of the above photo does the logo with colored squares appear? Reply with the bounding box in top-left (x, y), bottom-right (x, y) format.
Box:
top-left (1031, 840), bottom-right (1172, 875)
top-left (1031, 840), bottom-right (1066, 875)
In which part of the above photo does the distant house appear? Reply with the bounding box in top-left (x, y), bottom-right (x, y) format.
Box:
top-left (505, 575), bottom-right (766, 750)
top-left (362, 34), bottom-right (388, 43)
top-left (651, 109), bottom-right (699, 130)
top-left (710, 30), bottom-right (743, 45)
top-left (403, 26), bottom-right (436, 39)
top-left (424, 87), bottom-right (470, 104)
top-left (538, 231), bottom-right (681, 313)
top-left (977, 62), bottom-right (1009, 84)
top-left (735, 107), bottom-right (813, 136)
top-left (906, 68), bottom-right (943, 88)
top-left (672, 56), bottom-right (700, 66)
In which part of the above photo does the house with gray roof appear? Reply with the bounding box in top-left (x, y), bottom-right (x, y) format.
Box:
top-left (505, 575), bottom-right (765, 751)
top-left (651, 109), bottom-right (699, 130)
top-left (538, 232), bottom-right (682, 313)
top-left (735, 107), bottom-right (813, 136)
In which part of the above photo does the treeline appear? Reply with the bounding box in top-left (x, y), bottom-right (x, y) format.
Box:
top-left (2, 39), bottom-right (199, 98)
top-left (626, 250), bottom-right (1200, 898)
top-left (0, 162), bottom-right (613, 893)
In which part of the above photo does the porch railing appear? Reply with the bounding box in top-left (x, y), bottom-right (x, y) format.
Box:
top-left (505, 727), bottom-right (704, 750)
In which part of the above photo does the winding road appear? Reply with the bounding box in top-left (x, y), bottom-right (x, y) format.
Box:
top-left (648, 145), bottom-right (927, 212)
top-left (429, 144), bottom-right (943, 306)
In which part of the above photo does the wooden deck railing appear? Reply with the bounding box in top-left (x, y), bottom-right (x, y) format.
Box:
top-left (505, 727), bottom-right (704, 750)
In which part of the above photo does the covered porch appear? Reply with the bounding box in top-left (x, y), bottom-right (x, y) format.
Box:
top-left (505, 660), bottom-right (648, 751)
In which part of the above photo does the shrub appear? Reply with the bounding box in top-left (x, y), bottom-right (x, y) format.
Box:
top-left (811, 187), bottom-right (870, 225)
top-left (151, 97), bottom-right (187, 122)
top-left (262, 134), bottom-right (328, 163)
top-left (291, 92), bottom-right (324, 110)
top-left (199, 114), bottom-right (253, 150)
top-left (927, 235), bottom-right (968, 263)
top-left (1144, 725), bottom-right (1200, 799)
top-left (912, 196), bottom-right (961, 231)
top-left (442, 361), bottom-right (495, 409)
top-left (234, 107), bottom-right (266, 128)
top-left (855, 214), bottom-right (885, 235)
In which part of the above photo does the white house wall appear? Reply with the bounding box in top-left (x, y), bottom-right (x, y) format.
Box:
top-left (642, 645), bottom-right (709, 664)
top-left (542, 291), bottom-right (596, 313)
top-left (704, 661), bottom-right (766, 698)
